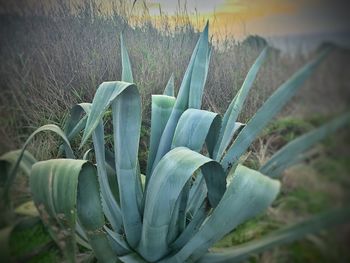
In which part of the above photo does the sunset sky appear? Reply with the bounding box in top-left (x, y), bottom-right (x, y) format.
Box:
top-left (147, 0), bottom-right (350, 39)
top-left (1, 0), bottom-right (349, 42)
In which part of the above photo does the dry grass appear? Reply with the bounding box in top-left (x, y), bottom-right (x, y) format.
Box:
top-left (1, 2), bottom-right (350, 155)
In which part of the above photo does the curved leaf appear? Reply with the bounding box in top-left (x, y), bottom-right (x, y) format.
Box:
top-left (81, 81), bottom-right (142, 248)
top-left (0, 150), bottom-right (36, 185)
top-left (81, 82), bottom-right (137, 146)
top-left (30, 159), bottom-right (116, 263)
top-left (64, 103), bottom-right (92, 140)
top-left (61, 102), bottom-right (123, 232)
top-left (82, 149), bottom-right (93, 160)
top-left (104, 226), bottom-right (131, 256)
top-left (138, 147), bottom-right (225, 262)
top-left (165, 165), bottom-right (280, 262)
top-left (186, 172), bottom-right (207, 217)
top-left (172, 108), bottom-right (221, 153)
top-left (3, 124), bottom-right (73, 204)
top-left (170, 200), bottom-right (209, 252)
top-left (59, 103), bottom-right (91, 156)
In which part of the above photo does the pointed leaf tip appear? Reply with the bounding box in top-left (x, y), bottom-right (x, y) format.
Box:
top-left (204, 20), bottom-right (209, 30)
top-left (203, 21), bottom-right (209, 37)
top-left (120, 33), bottom-right (134, 83)
top-left (163, 73), bottom-right (175, 96)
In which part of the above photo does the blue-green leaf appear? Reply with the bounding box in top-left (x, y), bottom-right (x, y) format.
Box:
top-left (30, 159), bottom-right (117, 263)
top-left (172, 108), bottom-right (221, 153)
top-left (221, 47), bottom-right (332, 171)
top-left (121, 34), bottom-right (133, 83)
top-left (163, 73), bottom-right (175, 97)
top-left (81, 81), bottom-right (142, 248)
top-left (151, 24), bottom-right (209, 172)
top-left (213, 47), bottom-right (268, 160)
top-left (165, 165), bottom-right (280, 262)
top-left (146, 95), bottom-right (176, 182)
top-left (260, 112), bottom-right (350, 177)
top-left (92, 122), bottom-right (123, 233)
top-left (188, 21), bottom-right (210, 109)
top-left (138, 147), bottom-right (225, 262)
top-left (198, 206), bottom-right (350, 263)
top-left (3, 124), bottom-right (73, 204)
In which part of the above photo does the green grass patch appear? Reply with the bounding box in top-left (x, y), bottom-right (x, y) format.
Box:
top-left (214, 215), bottom-right (280, 248)
top-left (263, 117), bottom-right (314, 142)
top-left (10, 220), bottom-right (60, 262)
top-left (281, 189), bottom-right (331, 214)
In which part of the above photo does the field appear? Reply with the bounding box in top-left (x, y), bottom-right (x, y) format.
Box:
top-left (0, 2), bottom-right (350, 262)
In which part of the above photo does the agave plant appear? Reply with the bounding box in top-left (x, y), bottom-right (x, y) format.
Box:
top-left (1, 23), bottom-right (350, 262)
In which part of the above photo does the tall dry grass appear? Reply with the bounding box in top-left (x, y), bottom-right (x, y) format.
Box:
top-left (0, 1), bottom-right (349, 155)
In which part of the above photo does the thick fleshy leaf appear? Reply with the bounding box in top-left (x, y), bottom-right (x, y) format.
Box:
top-left (221, 47), bottom-right (332, 171)
top-left (138, 147), bottom-right (225, 262)
top-left (111, 87), bottom-right (142, 247)
top-left (205, 114), bottom-right (222, 158)
top-left (30, 159), bottom-right (116, 263)
top-left (92, 122), bottom-right (123, 233)
top-left (0, 150), bottom-right (36, 185)
top-left (172, 109), bottom-right (221, 153)
top-left (77, 162), bottom-right (117, 263)
top-left (169, 109), bottom-right (221, 238)
top-left (81, 82), bottom-right (136, 145)
top-left (170, 200), bottom-right (209, 252)
top-left (151, 23), bottom-right (209, 172)
top-left (198, 206), bottom-right (350, 263)
top-left (104, 226), bottom-right (131, 256)
top-left (146, 95), bottom-right (176, 182)
top-left (188, 21), bottom-right (210, 109)
top-left (175, 22), bottom-right (208, 111)
top-left (75, 221), bottom-right (91, 249)
top-left (167, 180), bottom-right (191, 244)
top-left (119, 252), bottom-right (148, 263)
top-left (2, 125), bottom-right (73, 204)
top-left (164, 165), bottom-right (280, 262)
top-left (120, 34), bottom-right (133, 83)
top-left (186, 172), bottom-right (207, 218)
top-left (260, 112), bottom-right (350, 177)
top-left (63, 103), bottom-right (92, 140)
top-left (213, 47), bottom-right (268, 160)
top-left (163, 73), bottom-right (175, 96)
top-left (81, 81), bottom-right (142, 248)
top-left (58, 103), bottom-right (91, 156)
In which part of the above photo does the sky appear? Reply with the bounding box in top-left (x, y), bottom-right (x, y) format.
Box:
top-left (147, 0), bottom-right (350, 39)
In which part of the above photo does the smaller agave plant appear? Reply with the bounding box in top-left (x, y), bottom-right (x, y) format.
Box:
top-left (1, 23), bottom-right (350, 263)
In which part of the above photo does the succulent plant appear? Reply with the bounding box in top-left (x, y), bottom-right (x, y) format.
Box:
top-left (1, 23), bottom-right (350, 262)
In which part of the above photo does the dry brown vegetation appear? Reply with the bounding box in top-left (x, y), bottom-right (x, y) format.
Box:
top-left (1, 2), bottom-right (350, 262)
top-left (1, 1), bottom-right (349, 155)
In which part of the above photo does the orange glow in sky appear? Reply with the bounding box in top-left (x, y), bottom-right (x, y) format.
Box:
top-left (148, 0), bottom-right (350, 39)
